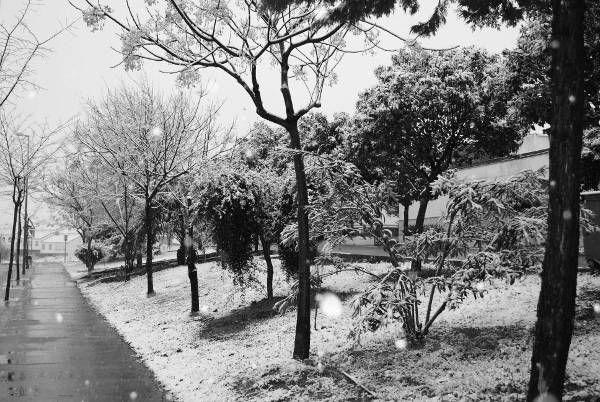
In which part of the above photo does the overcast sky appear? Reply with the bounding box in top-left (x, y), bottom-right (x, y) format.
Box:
top-left (0, 0), bottom-right (520, 227)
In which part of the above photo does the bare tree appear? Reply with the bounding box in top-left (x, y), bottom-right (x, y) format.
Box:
top-left (74, 83), bottom-right (219, 295)
top-left (71, 0), bottom-right (388, 359)
top-left (0, 0), bottom-right (69, 109)
top-left (0, 112), bottom-right (61, 301)
top-left (45, 155), bottom-right (108, 274)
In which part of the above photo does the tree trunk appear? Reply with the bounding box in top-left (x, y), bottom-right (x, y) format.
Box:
top-left (145, 198), bottom-right (155, 295)
top-left (4, 196), bottom-right (20, 301)
top-left (260, 235), bottom-right (274, 300)
top-left (402, 201), bottom-right (410, 239)
top-left (288, 123), bottom-right (312, 360)
top-left (177, 213), bottom-right (186, 265)
top-left (414, 190), bottom-right (431, 233)
top-left (187, 223), bottom-right (199, 314)
top-left (86, 237), bottom-right (93, 274)
top-left (15, 202), bottom-right (22, 282)
top-left (527, 1), bottom-right (585, 400)
top-left (22, 182), bottom-right (29, 273)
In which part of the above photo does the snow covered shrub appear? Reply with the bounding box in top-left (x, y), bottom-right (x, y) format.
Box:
top-left (75, 243), bottom-right (105, 273)
top-left (350, 169), bottom-right (553, 340)
top-left (197, 172), bottom-right (261, 284)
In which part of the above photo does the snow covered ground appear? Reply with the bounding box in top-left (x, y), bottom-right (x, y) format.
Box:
top-left (73, 259), bottom-right (600, 401)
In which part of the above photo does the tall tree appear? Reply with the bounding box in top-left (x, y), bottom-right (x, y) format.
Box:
top-left (527, 1), bottom-right (585, 399)
top-left (504, 4), bottom-right (600, 191)
top-left (74, 84), bottom-right (216, 295)
top-left (349, 47), bottom-right (521, 232)
top-left (72, 0), bottom-right (388, 359)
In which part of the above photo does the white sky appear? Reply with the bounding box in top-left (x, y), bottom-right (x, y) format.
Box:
top-left (0, 0), bottom-right (519, 227)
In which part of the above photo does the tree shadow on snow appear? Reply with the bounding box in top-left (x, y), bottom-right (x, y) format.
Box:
top-left (197, 296), bottom-right (285, 341)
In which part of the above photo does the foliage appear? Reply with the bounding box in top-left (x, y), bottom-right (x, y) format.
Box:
top-left (197, 170), bottom-right (261, 283)
top-left (504, 5), bottom-right (600, 190)
top-left (74, 243), bottom-right (105, 271)
top-left (346, 46), bottom-right (522, 229)
top-left (299, 112), bottom-right (347, 155)
top-left (273, 158), bottom-right (594, 341)
top-left (348, 168), bottom-right (599, 341)
top-left (262, 0), bottom-right (546, 33)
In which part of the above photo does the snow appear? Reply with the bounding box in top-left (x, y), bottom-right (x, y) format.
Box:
top-left (76, 260), bottom-right (600, 401)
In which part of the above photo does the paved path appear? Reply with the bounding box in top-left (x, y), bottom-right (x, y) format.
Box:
top-left (0, 262), bottom-right (167, 401)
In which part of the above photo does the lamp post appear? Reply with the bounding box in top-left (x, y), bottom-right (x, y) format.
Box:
top-left (16, 133), bottom-right (29, 272)
top-left (64, 234), bottom-right (68, 262)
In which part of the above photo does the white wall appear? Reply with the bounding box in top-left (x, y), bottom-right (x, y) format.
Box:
top-left (401, 150), bottom-right (549, 224)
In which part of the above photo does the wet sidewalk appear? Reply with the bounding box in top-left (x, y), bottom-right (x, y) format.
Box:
top-left (0, 262), bottom-right (166, 401)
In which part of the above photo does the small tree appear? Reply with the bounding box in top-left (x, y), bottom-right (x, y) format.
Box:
top-left (46, 157), bottom-right (107, 273)
top-left (197, 170), bottom-right (262, 285)
top-left (74, 244), bottom-right (104, 272)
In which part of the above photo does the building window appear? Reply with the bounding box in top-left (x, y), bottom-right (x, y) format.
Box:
top-left (42, 244), bottom-right (45, 250)
top-left (48, 244), bottom-right (52, 250)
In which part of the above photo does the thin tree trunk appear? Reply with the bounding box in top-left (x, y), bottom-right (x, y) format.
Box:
top-left (4, 187), bottom-right (20, 301)
top-left (527, 1), bottom-right (585, 400)
top-left (289, 123), bottom-right (311, 360)
top-left (260, 235), bottom-right (274, 300)
top-left (86, 237), bottom-right (93, 274)
top-left (145, 198), bottom-right (154, 295)
top-left (411, 191), bottom-right (431, 272)
top-left (402, 202), bottom-right (410, 239)
top-left (15, 202), bottom-right (22, 282)
top-left (177, 213), bottom-right (186, 265)
top-left (22, 181), bottom-right (28, 273)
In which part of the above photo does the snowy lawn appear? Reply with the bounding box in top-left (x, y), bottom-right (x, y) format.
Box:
top-left (75, 259), bottom-right (600, 401)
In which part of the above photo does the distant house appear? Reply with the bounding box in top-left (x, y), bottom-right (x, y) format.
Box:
top-left (0, 226), bottom-right (83, 262)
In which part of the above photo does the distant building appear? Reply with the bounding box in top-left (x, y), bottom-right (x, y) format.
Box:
top-left (0, 226), bottom-right (83, 263)
top-left (397, 132), bottom-right (549, 229)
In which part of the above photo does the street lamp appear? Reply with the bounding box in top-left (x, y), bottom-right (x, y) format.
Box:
top-left (16, 133), bottom-right (30, 272)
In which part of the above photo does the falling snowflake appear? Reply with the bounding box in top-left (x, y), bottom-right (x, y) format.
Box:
top-left (534, 392), bottom-right (559, 402)
top-left (55, 313), bottom-right (63, 323)
top-left (129, 391), bottom-right (138, 400)
top-left (394, 338), bottom-right (408, 350)
top-left (150, 126), bottom-right (163, 140)
top-left (316, 292), bottom-right (343, 318)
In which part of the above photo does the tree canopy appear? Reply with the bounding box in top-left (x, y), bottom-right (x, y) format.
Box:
top-left (347, 46), bottom-right (522, 230)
